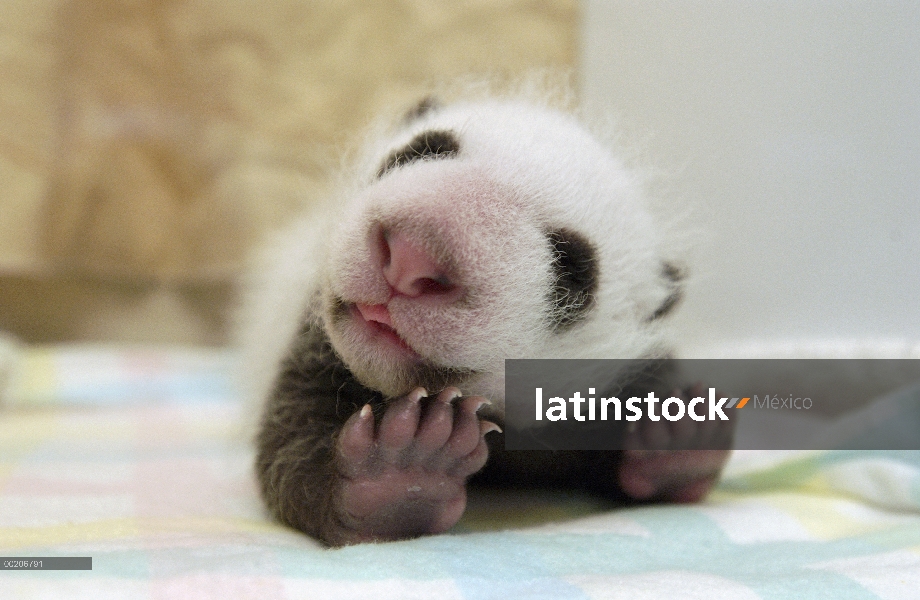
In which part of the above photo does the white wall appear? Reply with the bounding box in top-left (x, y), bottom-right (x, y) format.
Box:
top-left (581, 1), bottom-right (920, 353)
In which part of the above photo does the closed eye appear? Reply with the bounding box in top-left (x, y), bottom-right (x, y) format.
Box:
top-left (377, 129), bottom-right (460, 178)
top-left (546, 227), bottom-right (599, 331)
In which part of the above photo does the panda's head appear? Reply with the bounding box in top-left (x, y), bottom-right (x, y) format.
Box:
top-left (319, 98), bottom-right (683, 404)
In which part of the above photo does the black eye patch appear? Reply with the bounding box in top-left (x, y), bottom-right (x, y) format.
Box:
top-left (377, 129), bottom-right (460, 178)
top-left (647, 262), bottom-right (685, 322)
top-left (546, 228), bottom-right (599, 331)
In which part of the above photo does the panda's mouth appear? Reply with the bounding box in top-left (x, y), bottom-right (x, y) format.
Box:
top-left (351, 302), bottom-right (419, 357)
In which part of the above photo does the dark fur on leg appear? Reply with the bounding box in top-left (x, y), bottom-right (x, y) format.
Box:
top-left (474, 360), bottom-right (732, 502)
top-left (258, 336), bottom-right (731, 544)
top-left (255, 319), bottom-right (385, 546)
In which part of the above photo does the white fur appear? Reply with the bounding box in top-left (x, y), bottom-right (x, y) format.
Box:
top-left (237, 92), bottom-right (679, 422)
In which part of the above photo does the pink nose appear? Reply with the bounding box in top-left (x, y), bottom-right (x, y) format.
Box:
top-left (381, 230), bottom-right (455, 297)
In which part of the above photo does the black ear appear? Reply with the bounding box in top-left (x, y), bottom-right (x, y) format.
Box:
top-left (403, 96), bottom-right (439, 123)
top-left (376, 129), bottom-right (460, 178)
top-left (647, 262), bottom-right (685, 321)
top-left (546, 228), bottom-right (599, 331)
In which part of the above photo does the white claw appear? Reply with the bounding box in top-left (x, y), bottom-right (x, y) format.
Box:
top-left (408, 387), bottom-right (429, 402)
top-left (481, 421), bottom-right (502, 435)
top-left (439, 387), bottom-right (463, 403)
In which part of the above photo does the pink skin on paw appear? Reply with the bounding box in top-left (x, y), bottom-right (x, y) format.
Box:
top-left (618, 450), bottom-right (728, 502)
top-left (335, 387), bottom-right (497, 544)
top-left (618, 383), bottom-right (734, 503)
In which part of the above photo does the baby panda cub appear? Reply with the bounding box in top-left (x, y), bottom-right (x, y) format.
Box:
top-left (240, 93), bottom-right (731, 547)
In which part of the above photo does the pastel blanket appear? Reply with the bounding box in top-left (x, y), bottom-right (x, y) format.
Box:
top-left (1, 345), bottom-right (918, 599)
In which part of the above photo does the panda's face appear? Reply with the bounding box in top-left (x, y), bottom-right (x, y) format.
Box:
top-left (317, 100), bottom-right (677, 401)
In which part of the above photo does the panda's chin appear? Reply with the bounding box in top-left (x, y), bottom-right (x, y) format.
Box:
top-left (326, 305), bottom-right (478, 398)
top-left (330, 331), bottom-right (416, 397)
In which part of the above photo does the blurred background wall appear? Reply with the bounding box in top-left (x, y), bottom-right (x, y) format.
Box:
top-left (0, 0), bottom-right (576, 345)
top-left (581, 1), bottom-right (920, 351)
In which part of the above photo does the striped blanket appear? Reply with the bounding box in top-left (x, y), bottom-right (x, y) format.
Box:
top-left (1, 344), bottom-right (918, 599)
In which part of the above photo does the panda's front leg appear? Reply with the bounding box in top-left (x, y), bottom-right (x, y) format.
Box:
top-left (258, 383), bottom-right (496, 547)
top-left (333, 387), bottom-right (497, 545)
top-left (616, 383), bottom-right (735, 503)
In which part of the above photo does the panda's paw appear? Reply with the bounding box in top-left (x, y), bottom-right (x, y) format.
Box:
top-left (332, 387), bottom-right (497, 544)
top-left (617, 383), bottom-right (734, 503)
